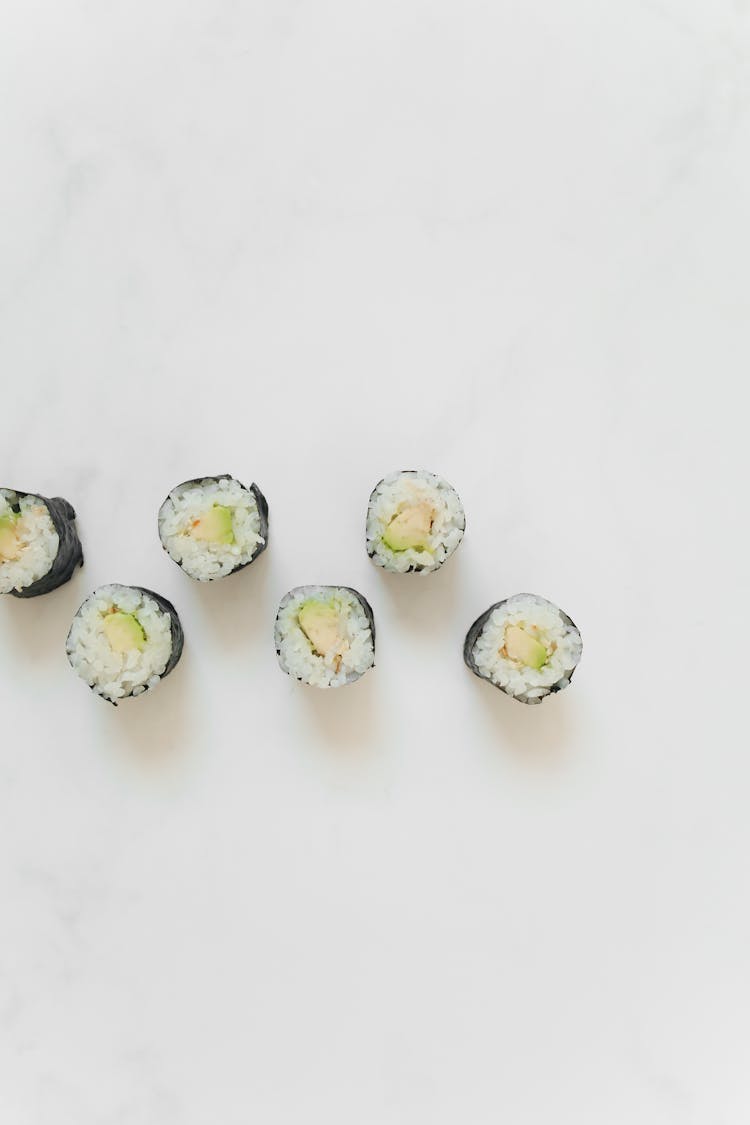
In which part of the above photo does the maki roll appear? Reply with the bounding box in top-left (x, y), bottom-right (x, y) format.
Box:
top-left (0, 487), bottom-right (83, 598)
top-left (158, 475), bottom-right (268, 581)
top-left (366, 470), bottom-right (465, 574)
top-left (464, 593), bottom-right (582, 705)
top-left (275, 585), bottom-right (375, 688)
top-left (66, 584), bottom-right (184, 704)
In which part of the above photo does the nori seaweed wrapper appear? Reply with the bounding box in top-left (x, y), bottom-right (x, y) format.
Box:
top-left (159, 474), bottom-right (268, 579)
top-left (463, 595), bottom-right (581, 705)
top-left (1, 488), bottom-right (83, 598)
top-left (274, 584), bottom-right (376, 685)
top-left (68, 585), bottom-right (184, 706)
top-left (134, 586), bottom-right (184, 684)
top-left (366, 470), bottom-right (465, 574)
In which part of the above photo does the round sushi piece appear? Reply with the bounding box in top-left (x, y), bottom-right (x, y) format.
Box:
top-left (66, 584), bottom-right (184, 704)
top-left (366, 470), bottom-right (465, 574)
top-left (275, 585), bottom-right (375, 688)
top-left (158, 474), bottom-right (268, 581)
top-left (0, 487), bottom-right (83, 598)
top-left (464, 593), bottom-right (582, 705)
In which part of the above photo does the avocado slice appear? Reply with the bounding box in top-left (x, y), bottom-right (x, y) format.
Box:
top-left (382, 500), bottom-right (434, 552)
top-left (504, 624), bottom-right (548, 669)
top-left (0, 512), bottom-right (20, 561)
top-left (298, 600), bottom-right (345, 658)
top-left (190, 504), bottom-right (234, 544)
top-left (103, 611), bottom-right (146, 654)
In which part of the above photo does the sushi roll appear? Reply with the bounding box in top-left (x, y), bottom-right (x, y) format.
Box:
top-left (366, 470), bottom-right (465, 574)
top-left (158, 474), bottom-right (268, 581)
top-left (464, 593), bottom-right (582, 705)
top-left (0, 487), bottom-right (83, 598)
top-left (66, 584), bottom-right (184, 704)
top-left (275, 585), bottom-right (375, 688)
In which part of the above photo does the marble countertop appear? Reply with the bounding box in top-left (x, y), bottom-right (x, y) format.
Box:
top-left (2, 1), bottom-right (748, 1121)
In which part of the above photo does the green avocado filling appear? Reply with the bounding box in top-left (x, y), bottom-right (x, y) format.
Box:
top-left (504, 624), bottom-right (548, 670)
top-left (103, 611), bottom-right (146, 654)
top-left (0, 512), bottom-right (21, 561)
top-left (382, 500), bottom-right (435, 552)
top-left (190, 504), bottom-right (234, 545)
top-left (298, 600), bottom-right (346, 660)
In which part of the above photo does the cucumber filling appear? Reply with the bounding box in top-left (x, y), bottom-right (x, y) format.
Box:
top-left (298, 600), bottom-right (349, 671)
top-left (382, 500), bottom-right (435, 552)
top-left (0, 512), bottom-right (21, 562)
top-left (502, 624), bottom-right (550, 670)
top-left (103, 610), bottom-right (147, 653)
top-left (189, 504), bottom-right (235, 545)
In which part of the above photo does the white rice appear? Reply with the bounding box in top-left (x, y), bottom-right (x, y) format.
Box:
top-left (275, 586), bottom-right (375, 688)
top-left (0, 490), bottom-right (59, 594)
top-left (158, 477), bottom-right (264, 581)
top-left (469, 593), bottom-right (582, 704)
top-left (66, 584), bottom-right (174, 702)
top-left (367, 470), bottom-right (465, 573)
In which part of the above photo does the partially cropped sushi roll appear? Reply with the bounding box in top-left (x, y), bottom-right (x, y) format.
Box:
top-left (66, 584), bottom-right (184, 704)
top-left (464, 593), bottom-right (582, 705)
top-left (1, 487), bottom-right (83, 598)
top-left (275, 585), bottom-right (375, 688)
top-left (366, 470), bottom-right (465, 574)
top-left (158, 475), bottom-right (268, 581)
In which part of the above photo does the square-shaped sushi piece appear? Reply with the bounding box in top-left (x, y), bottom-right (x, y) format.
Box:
top-left (275, 586), bottom-right (375, 688)
top-left (464, 593), bottom-right (582, 704)
top-left (1, 487), bottom-right (83, 597)
top-left (366, 470), bottom-right (465, 574)
top-left (66, 584), bottom-right (184, 704)
top-left (158, 475), bottom-right (268, 581)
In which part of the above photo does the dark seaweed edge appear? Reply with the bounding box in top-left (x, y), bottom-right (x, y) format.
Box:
top-left (67, 584), bottom-right (184, 706)
top-left (274, 584), bottom-right (376, 688)
top-left (157, 474), bottom-right (269, 580)
top-left (134, 587), bottom-right (185, 681)
top-left (463, 594), bottom-right (582, 706)
top-left (365, 469), bottom-right (466, 574)
top-left (2, 488), bottom-right (83, 598)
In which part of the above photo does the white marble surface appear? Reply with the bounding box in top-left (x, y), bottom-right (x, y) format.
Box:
top-left (1, 1), bottom-right (748, 1121)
